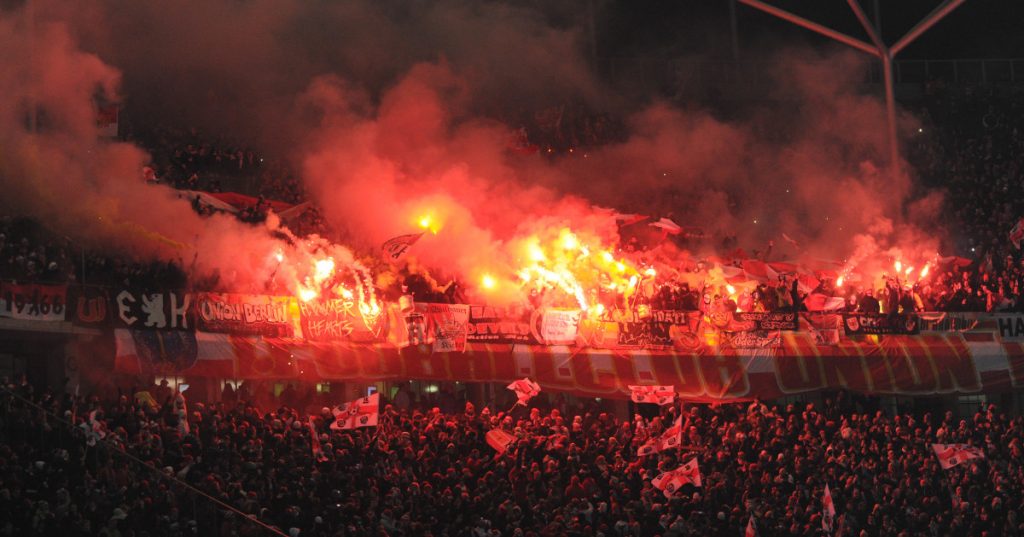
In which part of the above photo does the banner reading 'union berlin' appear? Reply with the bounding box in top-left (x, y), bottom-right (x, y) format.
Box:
top-left (113, 314), bottom-right (1024, 402)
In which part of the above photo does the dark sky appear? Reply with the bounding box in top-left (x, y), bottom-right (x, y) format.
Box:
top-left (600, 0), bottom-right (1020, 59)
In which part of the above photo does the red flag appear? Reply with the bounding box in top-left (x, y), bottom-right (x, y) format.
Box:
top-left (331, 393), bottom-right (380, 430)
top-left (382, 233), bottom-right (425, 260)
top-left (932, 443), bottom-right (985, 470)
top-left (744, 516), bottom-right (757, 537)
top-left (822, 484), bottom-right (836, 533)
top-left (804, 293), bottom-right (846, 312)
top-left (485, 429), bottom-right (517, 454)
top-left (651, 458), bottom-right (702, 498)
top-left (507, 378), bottom-right (541, 406)
top-left (628, 385), bottom-right (676, 406)
top-left (308, 417), bottom-right (327, 462)
top-left (637, 416), bottom-right (684, 456)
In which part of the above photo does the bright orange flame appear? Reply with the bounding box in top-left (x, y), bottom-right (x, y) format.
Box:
top-left (726, 284), bottom-right (736, 295)
top-left (894, 260), bottom-right (902, 273)
top-left (298, 287), bottom-right (318, 302)
top-left (481, 274), bottom-right (496, 290)
top-left (905, 266), bottom-right (914, 276)
top-left (416, 213), bottom-right (441, 234)
top-left (836, 275), bottom-right (844, 287)
top-left (920, 264), bottom-right (930, 279)
top-left (314, 258), bottom-right (335, 285)
top-left (560, 230), bottom-right (579, 250)
top-left (274, 251), bottom-right (284, 263)
top-left (644, 268), bottom-right (656, 277)
top-left (528, 242), bottom-right (546, 262)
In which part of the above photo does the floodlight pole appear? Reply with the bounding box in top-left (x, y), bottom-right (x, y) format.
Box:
top-left (737, 0), bottom-right (967, 174)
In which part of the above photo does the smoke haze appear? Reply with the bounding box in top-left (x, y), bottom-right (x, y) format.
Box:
top-left (0, 0), bottom-right (945, 300)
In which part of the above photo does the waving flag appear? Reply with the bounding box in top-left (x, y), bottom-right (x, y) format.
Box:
top-left (82, 409), bottom-right (107, 446)
top-left (822, 484), bottom-right (836, 533)
top-left (382, 233), bottom-right (425, 260)
top-left (651, 458), bottom-right (702, 498)
top-left (308, 417), bottom-right (328, 462)
top-left (932, 443), bottom-right (985, 470)
top-left (174, 391), bottom-right (190, 436)
top-left (744, 516), bottom-right (757, 537)
top-left (331, 393), bottom-right (380, 430)
top-left (1010, 217), bottom-right (1024, 250)
top-left (628, 385), bottom-right (676, 406)
top-left (486, 429), bottom-right (517, 454)
top-left (638, 416), bottom-right (684, 456)
top-left (507, 378), bottom-right (542, 406)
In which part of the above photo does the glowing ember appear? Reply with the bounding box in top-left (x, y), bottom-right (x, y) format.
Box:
top-left (481, 274), bottom-right (496, 290)
top-left (313, 258), bottom-right (336, 285)
top-left (836, 275), bottom-right (844, 287)
top-left (894, 260), bottom-right (902, 273)
top-left (726, 284), bottom-right (736, 295)
top-left (644, 268), bottom-right (656, 277)
top-left (298, 287), bottom-right (318, 302)
top-left (920, 264), bottom-right (930, 279)
top-left (560, 230), bottom-right (579, 250)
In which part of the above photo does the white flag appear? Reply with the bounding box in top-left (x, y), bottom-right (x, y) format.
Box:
top-left (507, 378), bottom-right (542, 406)
top-left (651, 458), bottom-right (701, 498)
top-left (628, 385), bottom-right (676, 406)
top-left (637, 416), bottom-right (684, 456)
top-left (822, 484), bottom-right (836, 533)
top-left (932, 443), bottom-right (985, 470)
top-left (331, 393), bottom-right (380, 430)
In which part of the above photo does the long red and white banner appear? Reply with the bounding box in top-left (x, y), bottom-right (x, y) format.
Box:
top-left (113, 315), bottom-right (1024, 401)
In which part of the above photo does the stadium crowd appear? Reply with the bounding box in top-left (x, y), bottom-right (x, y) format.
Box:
top-left (2, 85), bottom-right (1024, 313)
top-left (0, 378), bottom-right (1019, 536)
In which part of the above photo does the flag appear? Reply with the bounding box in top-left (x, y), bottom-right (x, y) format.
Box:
top-left (628, 385), bottom-right (676, 406)
top-left (932, 443), bottom-right (985, 470)
top-left (822, 484), bottom-right (836, 533)
top-left (134, 390), bottom-right (158, 411)
top-left (308, 417), bottom-right (328, 462)
top-left (796, 273), bottom-right (820, 295)
top-left (507, 378), bottom-right (541, 406)
top-left (651, 458), bottom-right (702, 498)
top-left (744, 516), bottom-right (757, 537)
top-left (781, 233), bottom-right (799, 248)
top-left (613, 213), bottom-right (649, 226)
top-left (638, 416), bottom-right (684, 456)
top-left (804, 293), bottom-right (846, 312)
top-left (1010, 217), bottom-right (1024, 250)
top-left (486, 429), bottom-right (517, 454)
top-left (382, 233), bottom-right (425, 260)
top-left (331, 393), bottom-right (380, 430)
top-left (82, 410), bottom-right (106, 446)
top-left (649, 217), bottom-right (683, 234)
top-left (174, 392), bottom-right (190, 436)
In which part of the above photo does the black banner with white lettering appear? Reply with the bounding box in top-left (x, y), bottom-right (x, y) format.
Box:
top-left (842, 313), bottom-right (920, 335)
top-left (466, 305), bottom-right (537, 344)
top-left (112, 290), bottom-right (193, 331)
top-left (193, 293), bottom-right (298, 337)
